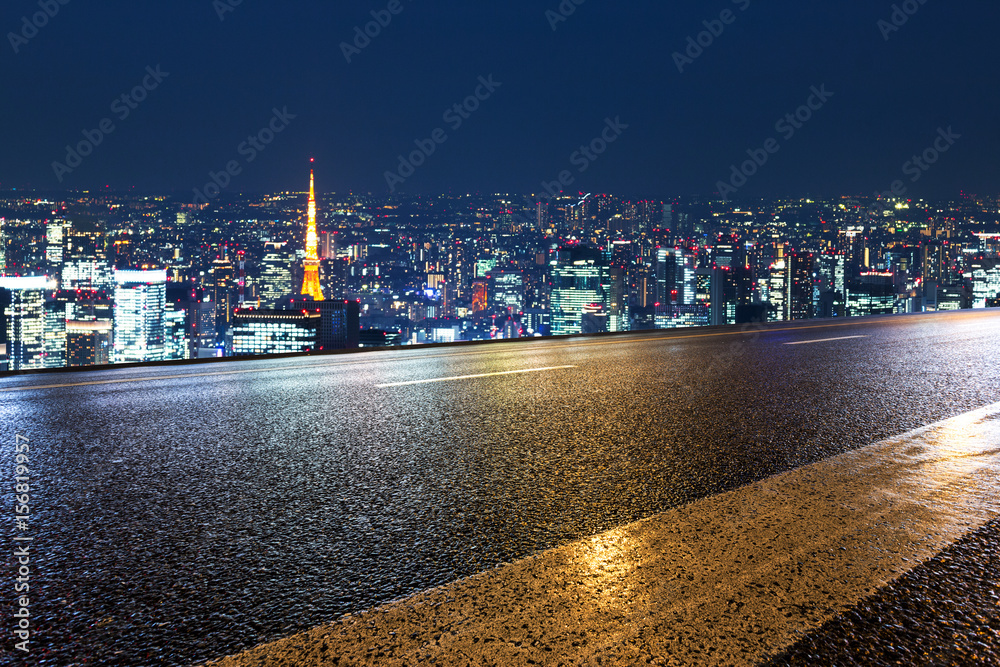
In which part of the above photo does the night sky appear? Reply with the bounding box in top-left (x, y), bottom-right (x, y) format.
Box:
top-left (1, 0), bottom-right (997, 200)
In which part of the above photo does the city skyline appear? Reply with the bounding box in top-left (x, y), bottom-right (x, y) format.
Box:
top-left (2, 179), bottom-right (999, 371)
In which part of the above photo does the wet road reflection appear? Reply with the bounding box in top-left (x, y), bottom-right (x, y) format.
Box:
top-left (1, 312), bottom-right (999, 666)
top-left (208, 402), bottom-right (1000, 666)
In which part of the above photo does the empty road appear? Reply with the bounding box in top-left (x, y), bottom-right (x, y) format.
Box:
top-left (2, 311), bottom-right (999, 665)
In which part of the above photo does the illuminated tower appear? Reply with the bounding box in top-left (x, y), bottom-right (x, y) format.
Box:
top-left (301, 165), bottom-right (324, 301)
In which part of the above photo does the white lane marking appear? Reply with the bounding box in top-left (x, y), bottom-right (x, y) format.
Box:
top-left (785, 335), bottom-right (869, 345)
top-left (211, 403), bottom-right (1000, 667)
top-left (375, 365), bottom-right (578, 388)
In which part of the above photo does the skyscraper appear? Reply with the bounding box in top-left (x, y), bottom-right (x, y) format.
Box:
top-left (767, 260), bottom-right (788, 322)
top-left (42, 298), bottom-right (67, 368)
top-left (656, 247), bottom-right (696, 307)
top-left (62, 229), bottom-right (111, 292)
top-left (301, 166), bottom-right (324, 301)
top-left (696, 267), bottom-right (728, 326)
top-left (113, 270), bottom-right (167, 364)
top-left (786, 252), bottom-right (815, 321)
top-left (259, 243), bottom-right (294, 308)
top-left (471, 278), bottom-right (489, 313)
top-left (491, 271), bottom-right (525, 313)
top-left (164, 303), bottom-right (190, 361)
top-left (550, 245), bottom-right (609, 336)
top-left (608, 262), bottom-right (629, 332)
top-left (191, 299), bottom-right (217, 359)
top-left (46, 220), bottom-right (68, 279)
top-left (209, 257), bottom-right (234, 338)
top-left (319, 231), bottom-right (334, 260)
top-left (0, 276), bottom-right (49, 371)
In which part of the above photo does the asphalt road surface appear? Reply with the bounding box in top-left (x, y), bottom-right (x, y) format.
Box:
top-left (2, 311), bottom-right (999, 666)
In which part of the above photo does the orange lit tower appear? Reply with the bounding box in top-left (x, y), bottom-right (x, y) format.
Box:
top-left (301, 163), bottom-right (324, 301)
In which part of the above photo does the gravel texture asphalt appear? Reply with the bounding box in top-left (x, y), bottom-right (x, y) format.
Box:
top-left (2, 311), bottom-right (999, 666)
top-left (768, 516), bottom-right (1000, 667)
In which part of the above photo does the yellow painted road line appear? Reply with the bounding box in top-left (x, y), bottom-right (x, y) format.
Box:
top-left (204, 402), bottom-right (1000, 667)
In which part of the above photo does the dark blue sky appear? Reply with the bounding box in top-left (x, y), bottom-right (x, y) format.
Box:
top-left (1, 0), bottom-right (997, 200)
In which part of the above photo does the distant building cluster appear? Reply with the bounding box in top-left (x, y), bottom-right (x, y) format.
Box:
top-left (1, 181), bottom-right (999, 372)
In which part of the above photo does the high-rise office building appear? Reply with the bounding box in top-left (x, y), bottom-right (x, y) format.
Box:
top-left (67, 321), bottom-right (112, 367)
top-left (655, 247), bottom-right (696, 306)
top-left (935, 284), bottom-right (968, 311)
top-left (608, 262), bottom-right (629, 332)
top-left (696, 267), bottom-right (730, 326)
top-left (0, 276), bottom-right (49, 371)
top-left (113, 270), bottom-right (167, 364)
top-left (786, 252), bottom-right (814, 321)
top-left (164, 304), bottom-right (190, 361)
top-left (62, 230), bottom-right (111, 292)
top-left (319, 231), bottom-right (334, 260)
top-left (814, 250), bottom-right (840, 290)
top-left (633, 201), bottom-right (661, 235)
top-left (846, 272), bottom-right (896, 317)
top-left (209, 257), bottom-right (234, 337)
top-left (259, 244), bottom-right (294, 308)
top-left (970, 259), bottom-right (1000, 308)
top-left (46, 220), bottom-right (68, 276)
top-left (655, 304), bottom-right (710, 329)
top-left (922, 241), bottom-right (948, 284)
top-left (236, 250), bottom-right (248, 307)
top-left (191, 299), bottom-right (217, 359)
top-left (550, 245), bottom-right (609, 336)
top-left (314, 300), bottom-right (361, 351)
top-left (491, 271), bottom-right (525, 313)
top-left (231, 308), bottom-right (320, 356)
top-left (62, 290), bottom-right (113, 368)
top-left (42, 298), bottom-right (67, 368)
top-left (471, 278), bottom-right (490, 313)
top-left (767, 260), bottom-right (788, 322)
